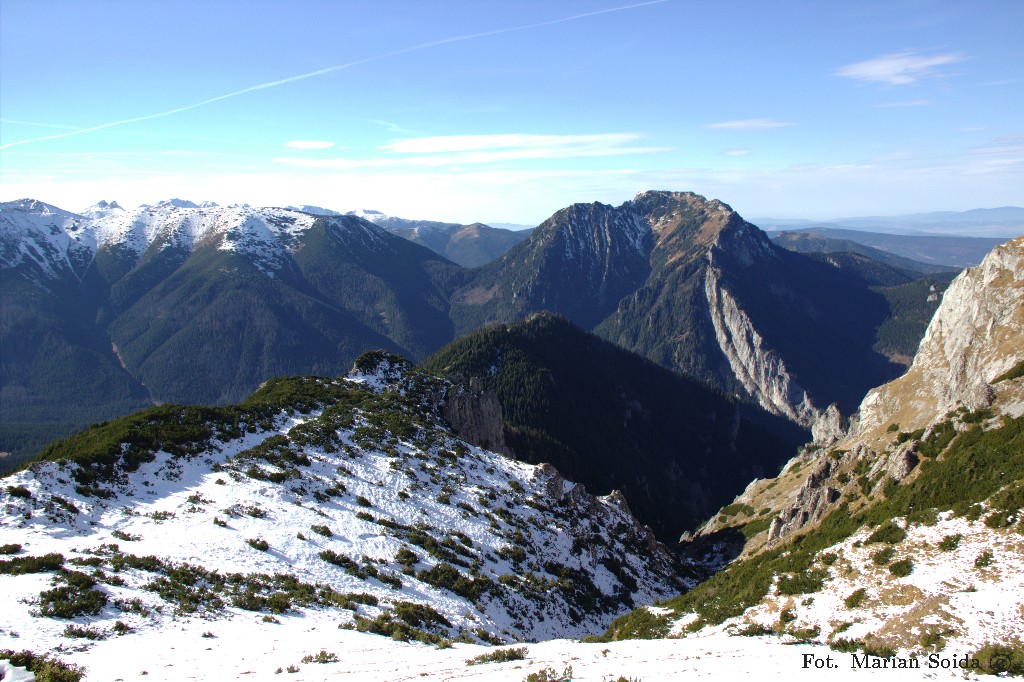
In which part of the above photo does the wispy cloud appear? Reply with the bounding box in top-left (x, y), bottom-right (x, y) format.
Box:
top-left (874, 99), bottom-right (933, 108)
top-left (380, 133), bottom-right (652, 154)
top-left (0, 0), bottom-right (669, 150)
top-left (836, 51), bottom-right (966, 86)
top-left (704, 118), bottom-right (794, 132)
top-left (0, 118), bottom-right (80, 131)
top-left (285, 140), bottom-right (336, 150)
top-left (722, 148), bottom-right (752, 157)
top-left (274, 133), bottom-right (669, 170)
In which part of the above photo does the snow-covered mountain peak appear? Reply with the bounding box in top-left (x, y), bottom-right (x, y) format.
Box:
top-left (347, 208), bottom-right (387, 220)
top-left (285, 204), bottom-right (341, 216)
top-left (0, 199), bottom-right (91, 285)
top-left (81, 200), bottom-right (126, 219)
top-left (153, 198), bottom-right (220, 209)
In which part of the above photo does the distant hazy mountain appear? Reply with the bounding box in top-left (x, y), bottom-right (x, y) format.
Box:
top-left (768, 227), bottom-right (1005, 268)
top-left (755, 206), bottom-right (1024, 238)
top-left (771, 230), bottom-right (960, 276)
top-left (0, 199), bottom-right (465, 466)
top-left (347, 209), bottom-right (531, 268)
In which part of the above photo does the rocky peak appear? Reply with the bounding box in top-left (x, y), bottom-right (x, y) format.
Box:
top-left (849, 234), bottom-right (1024, 445)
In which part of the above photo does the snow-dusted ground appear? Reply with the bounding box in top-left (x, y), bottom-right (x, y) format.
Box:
top-left (715, 514), bottom-right (1024, 649)
top-left (2, 619), bottom-right (999, 681)
top-left (0, 362), bottom-right (688, 680)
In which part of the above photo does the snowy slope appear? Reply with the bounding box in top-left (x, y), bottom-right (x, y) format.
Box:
top-left (0, 354), bottom-right (683, 680)
top-left (0, 199), bottom-right (93, 287)
top-left (0, 200), bottom-right (344, 281)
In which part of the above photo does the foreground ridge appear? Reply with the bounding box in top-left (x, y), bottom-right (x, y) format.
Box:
top-left (0, 352), bottom-right (685, 677)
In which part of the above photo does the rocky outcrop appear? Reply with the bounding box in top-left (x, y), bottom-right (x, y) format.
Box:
top-left (851, 235), bottom-right (1024, 441)
top-left (704, 265), bottom-right (820, 427)
top-left (714, 236), bottom-right (1024, 552)
top-left (767, 459), bottom-right (841, 543)
top-left (442, 377), bottom-right (511, 455)
top-left (532, 464), bottom-right (666, 560)
top-left (811, 404), bottom-right (846, 445)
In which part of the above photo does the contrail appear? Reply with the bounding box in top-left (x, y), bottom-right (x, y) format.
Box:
top-left (0, 0), bottom-right (670, 151)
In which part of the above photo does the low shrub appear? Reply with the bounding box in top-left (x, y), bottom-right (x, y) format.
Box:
top-left (62, 624), bottom-right (106, 640)
top-left (0, 553), bottom-right (64, 575)
top-left (467, 646), bottom-right (528, 665)
top-left (938, 534), bottom-right (962, 551)
top-left (523, 666), bottom-right (572, 682)
top-left (871, 546), bottom-right (896, 566)
top-left (888, 559), bottom-right (914, 577)
top-left (844, 588), bottom-right (867, 609)
top-left (971, 642), bottom-right (1024, 675)
top-left (866, 523), bottom-right (906, 544)
top-left (0, 650), bottom-right (86, 682)
top-left (39, 571), bottom-right (108, 618)
top-left (246, 538), bottom-right (270, 552)
top-left (300, 650), bottom-right (339, 664)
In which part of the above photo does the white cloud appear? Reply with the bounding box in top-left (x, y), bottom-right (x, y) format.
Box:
top-left (873, 99), bottom-right (933, 108)
top-left (285, 140), bottom-right (336, 150)
top-left (379, 133), bottom-right (652, 154)
top-left (836, 51), bottom-right (966, 86)
top-left (703, 119), bottom-right (794, 132)
top-left (722, 148), bottom-right (752, 157)
top-left (273, 133), bottom-right (670, 171)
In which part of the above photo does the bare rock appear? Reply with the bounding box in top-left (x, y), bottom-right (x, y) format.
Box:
top-left (812, 404), bottom-right (846, 445)
top-left (443, 378), bottom-right (511, 455)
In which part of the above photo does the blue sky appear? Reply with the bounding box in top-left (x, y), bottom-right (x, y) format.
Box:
top-left (1, 0), bottom-right (1022, 224)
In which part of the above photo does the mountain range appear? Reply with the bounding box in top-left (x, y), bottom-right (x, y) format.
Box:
top-left (345, 209), bottom-right (532, 268)
top-left (1, 227), bottom-right (1021, 681)
top-left (756, 206), bottom-right (1024, 239)
top-left (770, 227), bottom-right (1008, 268)
top-left (0, 192), bottom-right (968, 470)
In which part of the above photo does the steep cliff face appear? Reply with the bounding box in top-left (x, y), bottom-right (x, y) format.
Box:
top-left (851, 235), bottom-right (1024, 444)
top-left (700, 235), bottom-right (1024, 550)
top-left (604, 193), bottom-right (901, 425)
top-left (440, 377), bottom-right (511, 456)
top-left (704, 264), bottom-right (818, 426)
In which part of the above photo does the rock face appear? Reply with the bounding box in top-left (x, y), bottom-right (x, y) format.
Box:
top-left (700, 235), bottom-right (1024, 549)
top-left (704, 265), bottom-right (818, 426)
top-left (441, 377), bottom-right (511, 455)
top-left (851, 235), bottom-right (1024, 442)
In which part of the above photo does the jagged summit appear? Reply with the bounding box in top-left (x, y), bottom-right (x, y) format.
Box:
top-left (154, 198), bottom-right (220, 209)
top-left (451, 190), bottom-right (900, 426)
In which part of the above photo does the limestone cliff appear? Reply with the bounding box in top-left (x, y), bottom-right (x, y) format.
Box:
top-left (851, 235), bottom-right (1024, 445)
top-left (696, 235), bottom-right (1024, 551)
top-left (441, 377), bottom-right (512, 456)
